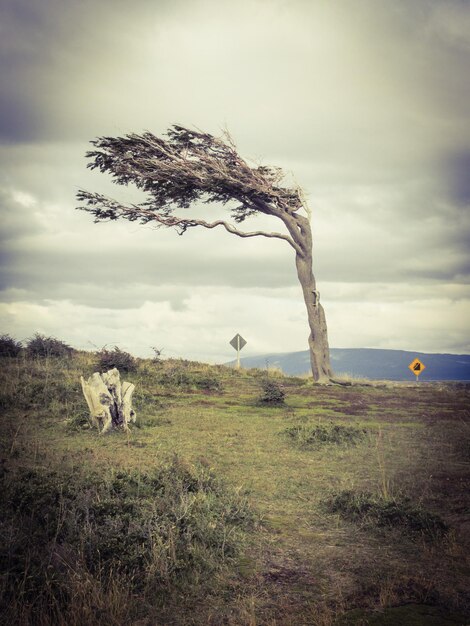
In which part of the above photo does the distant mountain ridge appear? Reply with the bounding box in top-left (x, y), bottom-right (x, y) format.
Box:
top-left (230, 348), bottom-right (470, 381)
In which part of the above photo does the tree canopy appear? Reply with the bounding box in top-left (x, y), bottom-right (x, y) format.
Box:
top-left (77, 125), bottom-right (309, 256)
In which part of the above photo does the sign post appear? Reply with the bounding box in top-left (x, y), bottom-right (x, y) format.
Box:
top-left (229, 333), bottom-right (247, 369)
top-left (408, 358), bottom-right (426, 382)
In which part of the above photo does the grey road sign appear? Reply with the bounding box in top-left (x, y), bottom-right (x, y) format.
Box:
top-left (230, 334), bottom-right (247, 350)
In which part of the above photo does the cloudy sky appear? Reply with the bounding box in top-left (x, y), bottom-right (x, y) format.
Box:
top-left (1, 0), bottom-right (469, 363)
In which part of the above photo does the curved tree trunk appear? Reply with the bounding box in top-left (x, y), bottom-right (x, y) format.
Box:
top-left (295, 252), bottom-right (333, 382)
top-left (281, 211), bottom-right (333, 383)
top-left (292, 214), bottom-right (333, 382)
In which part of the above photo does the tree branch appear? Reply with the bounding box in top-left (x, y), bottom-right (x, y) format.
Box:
top-left (169, 216), bottom-right (302, 252)
top-left (76, 191), bottom-right (303, 254)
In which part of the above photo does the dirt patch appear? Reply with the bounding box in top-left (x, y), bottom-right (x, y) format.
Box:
top-left (262, 564), bottom-right (316, 587)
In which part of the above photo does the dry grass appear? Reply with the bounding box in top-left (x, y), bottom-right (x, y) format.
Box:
top-left (0, 352), bottom-right (469, 625)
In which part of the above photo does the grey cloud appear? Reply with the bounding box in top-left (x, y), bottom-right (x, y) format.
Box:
top-left (0, 189), bottom-right (45, 241)
top-left (2, 0), bottom-right (468, 158)
top-left (1, 0), bottom-right (469, 355)
top-left (0, 243), bottom-right (297, 308)
top-left (443, 151), bottom-right (470, 207)
top-left (0, 93), bottom-right (41, 143)
top-left (0, 0), bottom-right (182, 143)
top-left (0, 283), bottom-right (190, 311)
top-left (1, 209), bottom-right (468, 312)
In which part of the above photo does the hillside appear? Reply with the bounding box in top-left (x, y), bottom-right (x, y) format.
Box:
top-left (232, 348), bottom-right (470, 381)
top-left (0, 351), bottom-right (469, 625)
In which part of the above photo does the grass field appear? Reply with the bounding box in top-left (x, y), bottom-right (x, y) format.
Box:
top-left (0, 352), bottom-right (469, 625)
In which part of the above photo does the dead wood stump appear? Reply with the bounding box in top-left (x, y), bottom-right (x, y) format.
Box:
top-left (80, 367), bottom-right (136, 434)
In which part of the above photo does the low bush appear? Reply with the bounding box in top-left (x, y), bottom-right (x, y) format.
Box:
top-left (258, 379), bottom-right (285, 404)
top-left (193, 373), bottom-right (222, 392)
top-left (0, 334), bottom-right (22, 357)
top-left (324, 490), bottom-right (448, 540)
top-left (158, 366), bottom-right (222, 392)
top-left (0, 357), bottom-right (83, 413)
top-left (97, 346), bottom-right (137, 373)
top-left (26, 333), bottom-right (74, 358)
top-left (0, 457), bottom-right (256, 624)
top-left (158, 366), bottom-right (191, 387)
top-left (283, 422), bottom-right (367, 447)
top-left (66, 410), bottom-right (93, 432)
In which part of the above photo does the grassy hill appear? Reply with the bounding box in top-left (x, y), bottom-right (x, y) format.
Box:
top-left (232, 348), bottom-right (470, 381)
top-left (0, 350), bottom-right (469, 625)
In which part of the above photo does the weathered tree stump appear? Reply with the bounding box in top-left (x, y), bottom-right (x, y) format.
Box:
top-left (80, 367), bottom-right (136, 434)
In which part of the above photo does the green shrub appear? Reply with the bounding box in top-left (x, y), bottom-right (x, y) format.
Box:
top-left (0, 357), bottom-right (83, 413)
top-left (26, 333), bottom-right (74, 358)
top-left (159, 365), bottom-right (192, 387)
top-left (97, 346), bottom-right (137, 373)
top-left (0, 334), bottom-right (22, 357)
top-left (283, 422), bottom-right (367, 447)
top-left (0, 458), bottom-right (256, 622)
top-left (324, 490), bottom-right (448, 540)
top-left (258, 379), bottom-right (285, 404)
top-left (157, 366), bottom-right (222, 392)
top-left (66, 410), bottom-right (92, 432)
top-left (193, 373), bottom-right (222, 392)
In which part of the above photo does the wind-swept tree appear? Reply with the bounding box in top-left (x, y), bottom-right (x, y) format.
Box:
top-left (77, 126), bottom-right (333, 382)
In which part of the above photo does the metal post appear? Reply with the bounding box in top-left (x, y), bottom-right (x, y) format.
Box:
top-left (237, 335), bottom-right (240, 369)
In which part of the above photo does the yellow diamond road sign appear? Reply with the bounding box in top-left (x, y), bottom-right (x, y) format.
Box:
top-left (408, 358), bottom-right (426, 377)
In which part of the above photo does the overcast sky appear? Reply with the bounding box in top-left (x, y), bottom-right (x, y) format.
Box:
top-left (1, 0), bottom-right (469, 363)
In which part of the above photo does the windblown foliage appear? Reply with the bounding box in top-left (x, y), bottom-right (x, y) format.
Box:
top-left (77, 126), bottom-right (308, 253)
